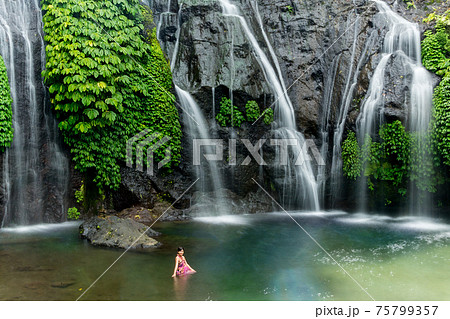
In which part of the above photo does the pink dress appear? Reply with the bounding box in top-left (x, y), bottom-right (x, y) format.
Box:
top-left (176, 256), bottom-right (193, 276)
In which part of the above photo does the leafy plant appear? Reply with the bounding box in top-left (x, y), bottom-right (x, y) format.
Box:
top-left (342, 122), bottom-right (428, 196)
top-left (75, 183), bottom-right (84, 203)
top-left (377, 121), bottom-right (411, 187)
top-left (341, 131), bottom-right (361, 180)
top-left (41, 0), bottom-right (181, 193)
top-left (0, 55), bottom-right (13, 152)
top-left (216, 97), bottom-right (245, 127)
top-left (67, 207), bottom-right (80, 220)
top-left (263, 108), bottom-right (274, 125)
top-left (406, 1), bottom-right (416, 9)
top-left (245, 100), bottom-right (260, 122)
top-left (422, 8), bottom-right (450, 167)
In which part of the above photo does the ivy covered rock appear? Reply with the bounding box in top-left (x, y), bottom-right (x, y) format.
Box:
top-left (41, 0), bottom-right (181, 191)
top-left (341, 131), bottom-right (361, 180)
top-left (0, 55), bottom-right (13, 152)
top-left (422, 9), bottom-right (450, 166)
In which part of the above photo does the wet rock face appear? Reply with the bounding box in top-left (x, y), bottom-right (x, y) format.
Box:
top-left (152, 0), bottom-right (437, 135)
top-left (188, 188), bottom-right (274, 216)
top-left (152, 0), bottom-right (383, 137)
top-left (145, 0), bottom-right (432, 210)
top-left (150, 0), bottom-right (382, 205)
top-left (161, 0), bottom-right (272, 97)
top-left (114, 166), bottom-right (192, 211)
top-left (381, 53), bottom-right (414, 123)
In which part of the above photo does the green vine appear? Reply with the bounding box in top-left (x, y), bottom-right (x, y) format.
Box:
top-left (402, 0), bottom-right (417, 9)
top-left (341, 131), bottom-right (361, 180)
top-left (342, 122), bottom-right (426, 197)
top-left (0, 55), bottom-right (13, 152)
top-left (216, 97), bottom-right (245, 127)
top-left (67, 207), bottom-right (80, 220)
top-left (263, 108), bottom-right (274, 125)
top-left (245, 100), bottom-right (260, 122)
top-left (410, 133), bottom-right (442, 193)
top-left (422, 9), bottom-right (450, 167)
top-left (139, 9), bottom-right (182, 170)
top-left (41, 0), bottom-right (181, 192)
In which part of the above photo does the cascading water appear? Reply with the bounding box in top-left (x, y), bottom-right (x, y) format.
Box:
top-left (355, 0), bottom-right (434, 214)
top-left (327, 26), bottom-right (379, 207)
top-left (220, 0), bottom-right (320, 210)
top-left (164, 3), bottom-right (229, 215)
top-left (175, 86), bottom-right (229, 215)
top-left (155, 0), bottom-right (174, 47)
top-left (0, 0), bottom-right (69, 226)
top-left (357, 0), bottom-right (430, 140)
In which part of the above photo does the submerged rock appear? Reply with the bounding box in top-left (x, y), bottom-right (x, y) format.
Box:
top-left (79, 216), bottom-right (161, 249)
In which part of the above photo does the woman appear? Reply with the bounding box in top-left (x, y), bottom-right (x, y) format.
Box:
top-left (172, 246), bottom-right (196, 277)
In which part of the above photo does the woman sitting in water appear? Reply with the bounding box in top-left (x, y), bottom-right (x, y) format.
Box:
top-left (172, 246), bottom-right (196, 277)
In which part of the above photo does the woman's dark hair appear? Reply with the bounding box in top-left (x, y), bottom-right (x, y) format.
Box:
top-left (177, 247), bottom-right (184, 252)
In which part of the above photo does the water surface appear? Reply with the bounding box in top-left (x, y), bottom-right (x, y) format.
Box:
top-left (0, 212), bottom-right (449, 300)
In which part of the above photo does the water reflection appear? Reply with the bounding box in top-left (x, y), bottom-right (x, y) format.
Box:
top-left (173, 273), bottom-right (194, 300)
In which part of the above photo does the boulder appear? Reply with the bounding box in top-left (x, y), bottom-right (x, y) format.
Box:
top-left (79, 216), bottom-right (161, 249)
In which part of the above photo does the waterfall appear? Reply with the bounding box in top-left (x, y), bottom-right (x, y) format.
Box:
top-left (356, 54), bottom-right (390, 142)
top-left (220, 0), bottom-right (320, 210)
top-left (156, 0), bottom-right (172, 43)
top-left (165, 2), bottom-right (228, 215)
top-left (357, 0), bottom-right (429, 141)
top-left (329, 27), bottom-right (379, 206)
top-left (323, 8), bottom-right (360, 205)
top-left (318, 54), bottom-right (341, 205)
top-left (410, 67), bottom-right (433, 133)
top-left (355, 0), bottom-right (434, 214)
top-left (175, 86), bottom-right (229, 215)
top-left (0, 0), bottom-right (69, 226)
top-left (170, 4), bottom-right (183, 73)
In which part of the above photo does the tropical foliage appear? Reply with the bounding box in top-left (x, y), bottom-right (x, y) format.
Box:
top-left (216, 97), bottom-right (245, 127)
top-left (422, 8), bottom-right (450, 166)
top-left (41, 0), bottom-right (181, 191)
top-left (245, 100), bottom-right (260, 122)
top-left (216, 97), bottom-right (273, 127)
top-left (0, 55), bottom-right (13, 152)
top-left (342, 121), bottom-right (439, 197)
top-left (263, 108), bottom-right (274, 125)
top-left (341, 131), bottom-right (361, 180)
